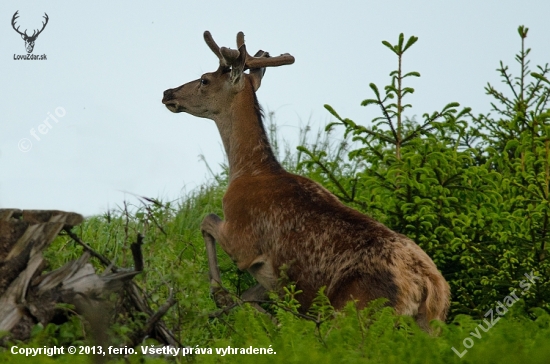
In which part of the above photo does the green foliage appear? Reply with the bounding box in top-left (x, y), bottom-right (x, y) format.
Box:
top-left (299, 27), bottom-right (550, 318)
top-left (2, 26), bottom-right (550, 363)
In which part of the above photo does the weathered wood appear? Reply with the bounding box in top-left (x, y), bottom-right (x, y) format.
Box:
top-left (0, 209), bottom-right (179, 348)
top-left (130, 233), bottom-right (144, 272)
top-left (7, 222), bottom-right (64, 261)
top-left (0, 209), bottom-right (83, 227)
top-left (0, 253), bottom-right (44, 334)
top-left (0, 209), bottom-right (22, 221)
top-left (22, 210), bottom-right (84, 227)
top-left (63, 228), bottom-right (180, 347)
top-left (126, 280), bottom-right (179, 347)
top-left (33, 251), bottom-right (139, 294)
top-left (0, 210), bottom-right (73, 297)
top-left (0, 221), bottom-right (28, 262)
top-left (0, 209), bottom-right (85, 339)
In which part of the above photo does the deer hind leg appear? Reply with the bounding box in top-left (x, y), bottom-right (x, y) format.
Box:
top-left (201, 213), bottom-right (233, 307)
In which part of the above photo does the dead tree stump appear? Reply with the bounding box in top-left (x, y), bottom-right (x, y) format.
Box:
top-left (0, 209), bottom-right (178, 347)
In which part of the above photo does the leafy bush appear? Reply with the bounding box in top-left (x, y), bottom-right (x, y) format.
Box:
top-left (298, 26), bottom-right (550, 318)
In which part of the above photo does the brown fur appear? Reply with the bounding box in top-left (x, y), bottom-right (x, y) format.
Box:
top-left (162, 32), bottom-right (450, 331)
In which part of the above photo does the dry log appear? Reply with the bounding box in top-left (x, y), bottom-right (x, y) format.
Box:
top-left (0, 209), bottom-right (178, 348)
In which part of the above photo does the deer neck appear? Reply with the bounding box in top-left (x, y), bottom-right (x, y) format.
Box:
top-left (214, 92), bottom-right (282, 182)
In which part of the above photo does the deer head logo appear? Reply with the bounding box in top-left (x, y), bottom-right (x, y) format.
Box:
top-left (12, 11), bottom-right (49, 54)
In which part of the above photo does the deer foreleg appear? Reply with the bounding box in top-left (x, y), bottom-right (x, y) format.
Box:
top-left (201, 213), bottom-right (232, 307)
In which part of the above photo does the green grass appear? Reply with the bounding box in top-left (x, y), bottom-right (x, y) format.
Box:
top-left (2, 182), bottom-right (550, 363)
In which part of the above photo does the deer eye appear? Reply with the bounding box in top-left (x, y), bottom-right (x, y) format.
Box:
top-left (200, 78), bottom-right (209, 86)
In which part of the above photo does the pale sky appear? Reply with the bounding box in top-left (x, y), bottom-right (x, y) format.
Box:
top-left (1, 1), bottom-right (549, 216)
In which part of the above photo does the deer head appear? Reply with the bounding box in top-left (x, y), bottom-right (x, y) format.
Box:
top-left (162, 31), bottom-right (294, 120)
top-left (12, 11), bottom-right (49, 54)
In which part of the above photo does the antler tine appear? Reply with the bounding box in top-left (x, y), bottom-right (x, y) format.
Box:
top-left (35, 13), bottom-right (49, 37)
top-left (204, 31), bottom-right (241, 67)
top-left (203, 31), bottom-right (225, 64)
top-left (234, 31), bottom-right (295, 70)
top-left (11, 11), bottom-right (26, 36)
top-left (245, 53), bottom-right (295, 69)
top-left (236, 32), bottom-right (245, 49)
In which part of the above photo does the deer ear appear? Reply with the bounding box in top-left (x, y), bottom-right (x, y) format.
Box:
top-left (249, 68), bottom-right (265, 91)
top-left (248, 50), bottom-right (269, 91)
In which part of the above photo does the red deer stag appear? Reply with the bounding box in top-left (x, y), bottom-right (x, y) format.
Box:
top-left (162, 31), bottom-right (450, 331)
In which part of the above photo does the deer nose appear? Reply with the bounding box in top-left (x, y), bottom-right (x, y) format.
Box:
top-left (162, 89), bottom-right (173, 103)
